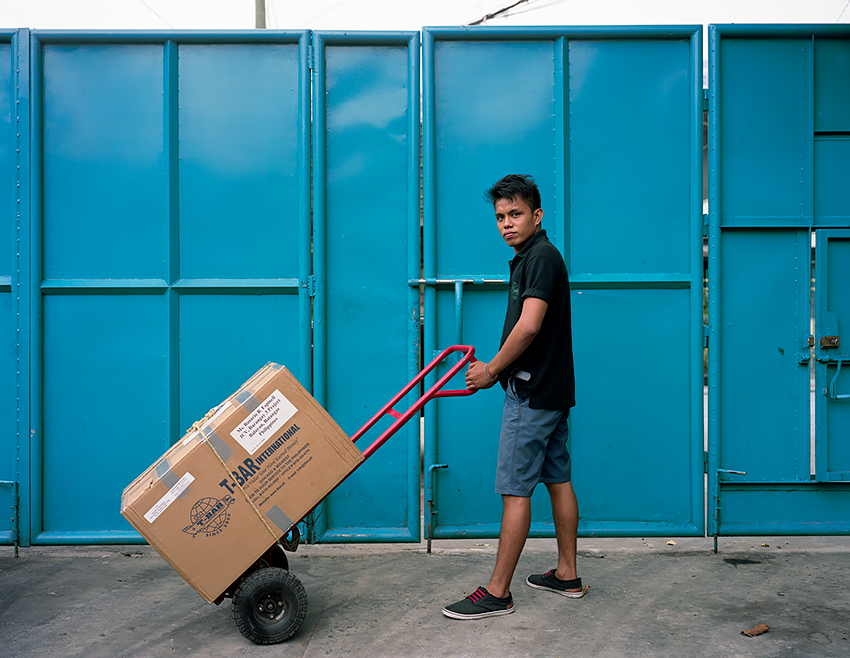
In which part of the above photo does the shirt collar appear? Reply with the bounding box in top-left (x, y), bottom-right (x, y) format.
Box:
top-left (512, 228), bottom-right (548, 260)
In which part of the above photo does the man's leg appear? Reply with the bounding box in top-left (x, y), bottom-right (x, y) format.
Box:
top-left (485, 494), bottom-right (531, 598)
top-left (544, 481), bottom-right (581, 592)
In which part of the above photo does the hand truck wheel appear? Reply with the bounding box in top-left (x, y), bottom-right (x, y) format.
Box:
top-left (231, 567), bottom-right (307, 645)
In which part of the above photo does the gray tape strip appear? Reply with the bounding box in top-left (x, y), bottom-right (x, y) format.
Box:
top-left (204, 429), bottom-right (234, 462)
top-left (155, 459), bottom-right (178, 489)
top-left (236, 389), bottom-right (261, 413)
top-left (155, 459), bottom-right (189, 499)
top-left (265, 505), bottom-right (294, 534)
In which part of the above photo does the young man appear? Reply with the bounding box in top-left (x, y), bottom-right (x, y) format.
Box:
top-left (442, 174), bottom-right (584, 621)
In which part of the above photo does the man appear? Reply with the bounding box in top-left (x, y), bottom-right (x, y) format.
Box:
top-left (442, 174), bottom-right (585, 621)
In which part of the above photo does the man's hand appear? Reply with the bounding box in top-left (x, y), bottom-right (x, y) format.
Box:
top-left (466, 361), bottom-right (498, 391)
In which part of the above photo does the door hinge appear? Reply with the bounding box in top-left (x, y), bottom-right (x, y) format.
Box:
top-left (302, 275), bottom-right (316, 297)
top-left (702, 213), bottom-right (709, 238)
top-left (703, 88), bottom-right (709, 112)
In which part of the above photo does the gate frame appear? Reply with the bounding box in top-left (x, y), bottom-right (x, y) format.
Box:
top-left (422, 25), bottom-right (705, 541)
top-left (706, 23), bottom-right (850, 538)
top-left (310, 30), bottom-right (422, 543)
top-left (25, 29), bottom-right (312, 546)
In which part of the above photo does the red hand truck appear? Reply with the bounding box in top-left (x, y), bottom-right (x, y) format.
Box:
top-left (225, 345), bottom-right (477, 644)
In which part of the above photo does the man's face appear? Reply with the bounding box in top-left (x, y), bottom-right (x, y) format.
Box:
top-left (494, 196), bottom-right (543, 253)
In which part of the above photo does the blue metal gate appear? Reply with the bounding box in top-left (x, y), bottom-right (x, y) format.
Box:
top-left (311, 32), bottom-right (421, 542)
top-left (707, 25), bottom-right (850, 535)
top-left (0, 31), bottom-right (23, 546)
top-left (422, 26), bottom-right (705, 539)
top-left (3, 24), bottom-right (849, 547)
top-left (27, 31), bottom-right (311, 543)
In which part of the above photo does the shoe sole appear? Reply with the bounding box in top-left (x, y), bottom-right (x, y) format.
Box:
top-left (441, 606), bottom-right (515, 620)
top-left (526, 578), bottom-right (588, 598)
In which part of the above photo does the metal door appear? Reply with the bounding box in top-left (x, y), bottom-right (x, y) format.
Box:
top-left (423, 27), bottom-right (705, 540)
top-left (310, 32), bottom-right (421, 542)
top-left (707, 25), bottom-right (850, 535)
top-left (29, 31), bottom-right (311, 544)
top-left (0, 30), bottom-right (25, 546)
top-left (815, 231), bottom-right (850, 482)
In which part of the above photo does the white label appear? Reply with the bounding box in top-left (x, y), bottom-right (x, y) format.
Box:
top-left (230, 389), bottom-right (297, 455)
top-left (144, 472), bottom-right (195, 524)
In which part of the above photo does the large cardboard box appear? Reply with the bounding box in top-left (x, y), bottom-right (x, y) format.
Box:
top-left (121, 363), bottom-right (363, 602)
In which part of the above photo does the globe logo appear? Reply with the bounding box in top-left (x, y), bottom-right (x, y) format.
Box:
top-left (183, 495), bottom-right (235, 537)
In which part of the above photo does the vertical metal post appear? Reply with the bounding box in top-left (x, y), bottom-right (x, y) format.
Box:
top-left (255, 0), bottom-right (266, 29)
top-left (0, 481), bottom-right (18, 557)
top-left (454, 281), bottom-right (464, 347)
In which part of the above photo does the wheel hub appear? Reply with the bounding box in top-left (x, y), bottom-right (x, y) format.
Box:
top-left (258, 594), bottom-right (284, 619)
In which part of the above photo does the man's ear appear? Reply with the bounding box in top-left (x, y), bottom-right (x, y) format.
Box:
top-left (534, 208), bottom-right (544, 227)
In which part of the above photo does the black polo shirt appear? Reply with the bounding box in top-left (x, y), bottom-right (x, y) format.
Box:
top-left (498, 229), bottom-right (575, 410)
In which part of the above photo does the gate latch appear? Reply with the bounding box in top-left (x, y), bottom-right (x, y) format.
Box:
top-left (820, 335), bottom-right (840, 349)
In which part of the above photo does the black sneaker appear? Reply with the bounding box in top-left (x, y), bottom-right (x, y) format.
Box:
top-left (442, 587), bottom-right (514, 620)
top-left (526, 570), bottom-right (587, 598)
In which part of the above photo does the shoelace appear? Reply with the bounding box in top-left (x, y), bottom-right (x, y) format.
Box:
top-left (468, 587), bottom-right (488, 603)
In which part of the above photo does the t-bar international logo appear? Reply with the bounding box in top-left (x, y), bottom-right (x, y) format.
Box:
top-left (182, 495), bottom-right (235, 538)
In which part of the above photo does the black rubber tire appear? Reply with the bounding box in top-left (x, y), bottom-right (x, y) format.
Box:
top-left (231, 567), bottom-right (307, 645)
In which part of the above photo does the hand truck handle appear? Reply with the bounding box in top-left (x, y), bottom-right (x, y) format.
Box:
top-left (350, 345), bottom-right (477, 459)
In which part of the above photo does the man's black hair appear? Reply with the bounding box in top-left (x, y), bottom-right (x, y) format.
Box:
top-left (485, 174), bottom-right (542, 212)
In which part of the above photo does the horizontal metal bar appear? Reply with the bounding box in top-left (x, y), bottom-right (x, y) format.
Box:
top-left (0, 275), bottom-right (11, 291)
top-left (33, 531), bottom-right (146, 545)
top-left (313, 527), bottom-right (418, 543)
top-left (431, 521), bottom-right (703, 539)
top-left (172, 278), bottom-right (301, 291)
top-left (716, 480), bottom-right (850, 487)
top-left (718, 217), bottom-right (815, 228)
top-left (40, 279), bottom-right (302, 295)
top-left (31, 29), bottom-right (308, 44)
top-left (410, 277), bottom-right (508, 286)
top-left (41, 279), bottom-right (169, 294)
top-left (570, 273), bottom-right (693, 289)
top-left (712, 24), bottom-right (850, 38)
top-left (425, 25), bottom-right (701, 40)
top-left (313, 31), bottom-right (418, 45)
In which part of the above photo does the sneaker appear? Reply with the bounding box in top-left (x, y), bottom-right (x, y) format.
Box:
top-left (442, 587), bottom-right (514, 620)
top-left (526, 570), bottom-right (587, 598)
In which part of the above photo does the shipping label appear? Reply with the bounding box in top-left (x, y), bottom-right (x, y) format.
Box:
top-left (144, 472), bottom-right (195, 523)
top-left (230, 389), bottom-right (297, 455)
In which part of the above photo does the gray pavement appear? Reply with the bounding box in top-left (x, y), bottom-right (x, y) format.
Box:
top-left (1, 536), bottom-right (849, 657)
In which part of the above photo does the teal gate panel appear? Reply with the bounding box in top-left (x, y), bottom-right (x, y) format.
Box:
top-left (311, 33), bottom-right (421, 542)
top-left (423, 27), bottom-right (704, 540)
top-left (0, 31), bottom-right (24, 546)
top-left (814, 230), bottom-right (850, 481)
top-left (30, 32), bottom-right (310, 544)
top-left (708, 25), bottom-right (850, 535)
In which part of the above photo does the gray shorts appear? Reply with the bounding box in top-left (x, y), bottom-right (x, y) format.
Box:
top-left (495, 378), bottom-right (571, 497)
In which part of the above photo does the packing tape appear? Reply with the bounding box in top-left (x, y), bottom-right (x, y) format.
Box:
top-left (155, 459), bottom-right (189, 499)
top-left (265, 505), bottom-right (294, 534)
top-left (203, 428), bottom-right (234, 462)
top-left (235, 389), bottom-right (261, 413)
top-left (155, 459), bottom-right (178, 488)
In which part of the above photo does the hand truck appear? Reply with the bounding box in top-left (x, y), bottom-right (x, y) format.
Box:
top-left (223, 345), bottom-right (477, 644)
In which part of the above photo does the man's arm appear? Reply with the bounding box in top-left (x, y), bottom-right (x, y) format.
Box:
top-left (465, 296), bottom-right (548, 391)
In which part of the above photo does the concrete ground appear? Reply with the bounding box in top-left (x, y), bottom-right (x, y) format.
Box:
top-left (1, 536), bottom-right (849, 657)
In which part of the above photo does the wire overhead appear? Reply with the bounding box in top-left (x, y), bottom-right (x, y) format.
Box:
top-left (468, 0), bottom-right (532, 26)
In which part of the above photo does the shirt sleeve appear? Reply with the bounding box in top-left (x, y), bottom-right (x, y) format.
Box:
top-left (521, 251), bottom-right (560, 303)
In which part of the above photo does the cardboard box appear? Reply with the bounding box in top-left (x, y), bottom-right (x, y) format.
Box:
top-left (121, 363), bottom-right (363, 602)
